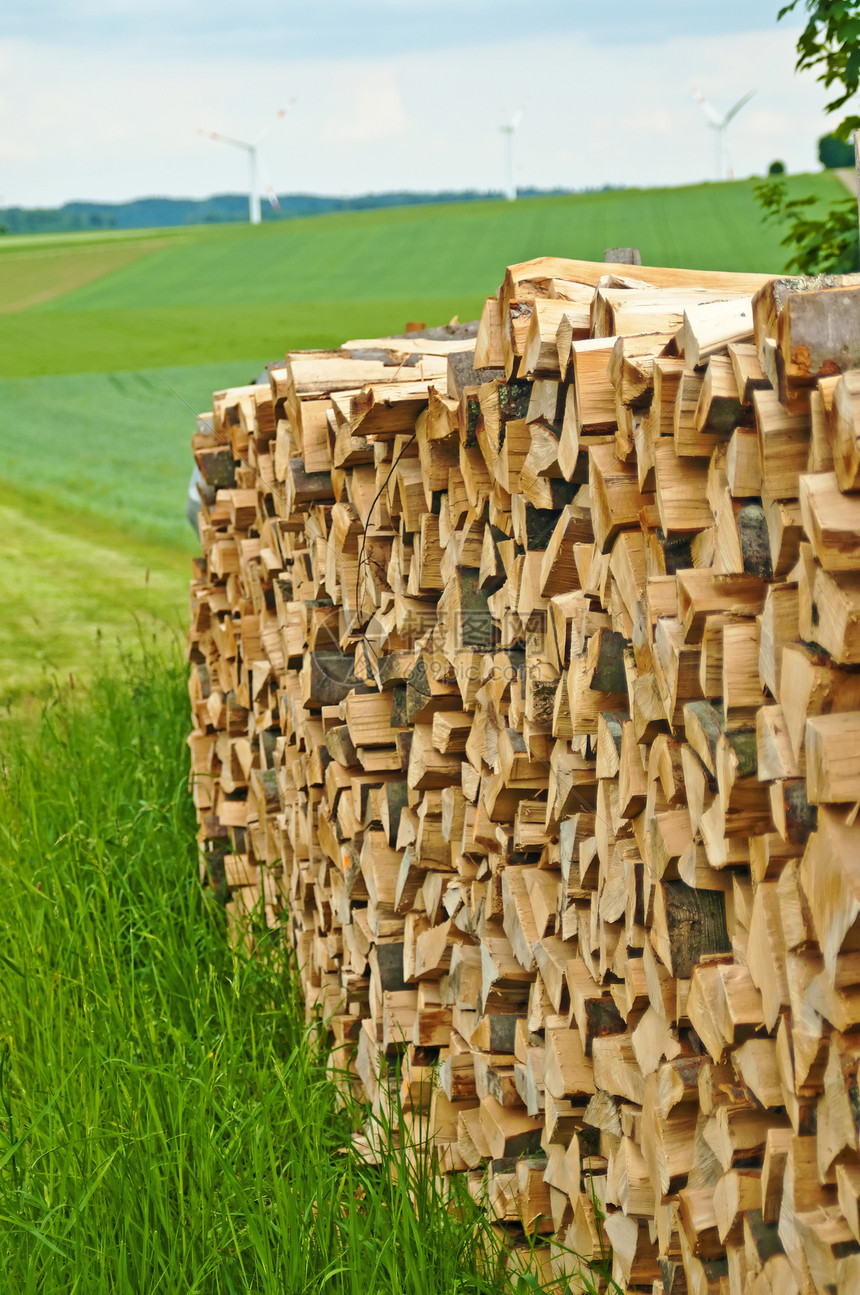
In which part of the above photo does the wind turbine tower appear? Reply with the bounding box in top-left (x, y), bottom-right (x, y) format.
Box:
top-left (202, 130), bottom-right (261, 223)
top-left (692, 89), bottom-right (756, 181)
top-left (500, 108), bottom-right (524, 202)
top-left (200, 106), bottom-right (292, 226)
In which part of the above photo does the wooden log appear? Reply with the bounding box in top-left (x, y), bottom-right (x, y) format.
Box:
top-left (806, 712), bottom-right (860, 804)
top-left (754, 389), bottom-right (811, 499)
top-left (800, 808), bottom-right (860, 980)
top-left (522, 296), bottom-right (590, 379)
top-left (728, 340), bottom-right (770, 406)
top-left (589, 442), bottom-right (651, 553)
top-left (681, 297), bottom-right (754, 368)
top-left (829, 370), bottom-right (860, 491)
top-left (801, 470), bottom-right (860, 571)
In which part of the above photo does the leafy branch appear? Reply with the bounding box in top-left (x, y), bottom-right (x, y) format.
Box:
top-left (755, 174), bottom-right (860, 272)
top-left (755, 2), bottom-right (860, 273)
top-left (779, 0), bottom-right (860, 135)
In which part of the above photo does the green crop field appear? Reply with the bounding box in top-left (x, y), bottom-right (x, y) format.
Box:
top-left (0, 172), bottom-right (842, 706)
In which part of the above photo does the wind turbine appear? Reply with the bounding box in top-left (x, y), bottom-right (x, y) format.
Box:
top-left (500, 107), bottom-right (525, 202)
top-left (692, 89), bottom-right (756, 181)
top-left (199, 104), bottom-right (294, 226)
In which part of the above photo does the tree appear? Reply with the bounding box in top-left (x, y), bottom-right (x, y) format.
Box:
top-left (768, 159), bottom-right (787, 174)
top-left (818, 132), bottom-right (856, 167)
top-left (755, 1), bottom-right (860, 274)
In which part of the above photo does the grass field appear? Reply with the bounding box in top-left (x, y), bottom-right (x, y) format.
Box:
top-left (0, 174), bottom-right (842, 380)
top-left (0, 173), bottom-right (841, 703)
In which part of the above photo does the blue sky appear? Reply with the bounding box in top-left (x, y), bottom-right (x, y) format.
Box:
top-left (4, 0), bottom-right (785, 53)
top-left (0, 2), bottom-right (839, 206)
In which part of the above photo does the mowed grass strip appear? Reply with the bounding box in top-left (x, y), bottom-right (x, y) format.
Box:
top-left (0, 174), bottom-right (843, 378)
top-left (0, 491), bottom-right (188, 709)
top-left (0, 362), bottom-right (258, 546)
top-left (0, 651), bottom-right (541, 1295)
top-left (0, 238), bottom-right (171, 313)
top-left (0, 359), bottom-right (256, 709)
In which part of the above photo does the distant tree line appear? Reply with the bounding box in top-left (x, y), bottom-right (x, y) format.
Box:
top-left (0, 187), bottom-right (614, 236)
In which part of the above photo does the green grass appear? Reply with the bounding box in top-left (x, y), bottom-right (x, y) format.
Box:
top-left (0, 652), bottom-right (538, 1294)
top-left (0, 489), bottom-right (189, 709)
top-left (0, 360), bottom-right (255, 709)
top-left (0, 300), bottom-right (478, 379)
top-left (0, 362), bottom-right (256, 546)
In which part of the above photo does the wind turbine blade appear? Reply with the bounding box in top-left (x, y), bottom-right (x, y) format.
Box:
top-left (691, 89), bottom-right (722, 128)
top-left (257, 154), bottom-right (280, 211)
top-left (723, 89), bottom-right (756, 127)
top-left (255, 99), bottom-right (297, 146)
top-left (202, 129), bottom-right (253, 153)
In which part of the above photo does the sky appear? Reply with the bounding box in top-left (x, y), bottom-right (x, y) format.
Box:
top-left (0, 1), bottom-right (844, 207)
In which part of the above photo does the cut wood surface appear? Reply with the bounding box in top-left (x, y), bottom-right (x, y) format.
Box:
top-left (187, 257), bottom-right (860, 1294)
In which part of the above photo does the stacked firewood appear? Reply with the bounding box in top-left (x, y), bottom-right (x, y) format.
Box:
top-left (186, 255), bottom-right (860, 1294)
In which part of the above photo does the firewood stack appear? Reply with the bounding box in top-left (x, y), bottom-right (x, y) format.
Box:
top-left (186, 255), bottom-right (860, 1294)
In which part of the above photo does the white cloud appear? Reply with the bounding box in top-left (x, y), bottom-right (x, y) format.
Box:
top-left (745, 106), bottom-right (797, 141)
top-left (616, 107), bottom-right (675, 138)
top-left (324, 72), bottom-right (411, 145)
